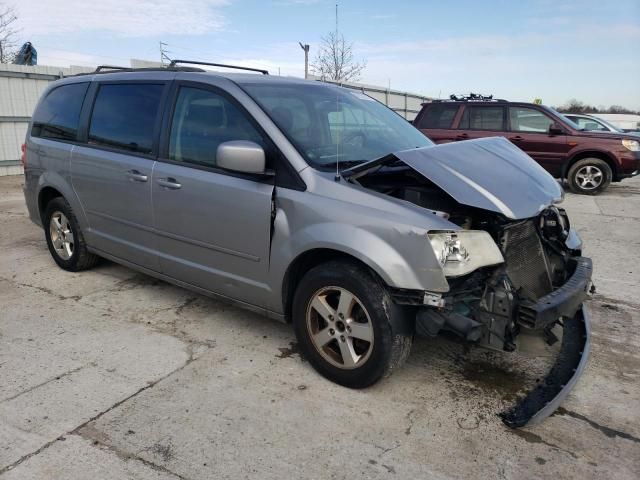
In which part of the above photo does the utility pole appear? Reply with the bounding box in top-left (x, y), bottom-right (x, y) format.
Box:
top-left (159, 41), bottom-right (171, 66)
top-left (298, 42), bottom-right (310, 79)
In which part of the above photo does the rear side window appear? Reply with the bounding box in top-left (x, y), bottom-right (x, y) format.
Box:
top-left (88, 83), bottom-right (164, 154)
top-left (459, 106), bottom-right (505, 130)
top-left (418, 104), bottom-right (459, 129)
top-left (31, 83), bottom-right (89, 141)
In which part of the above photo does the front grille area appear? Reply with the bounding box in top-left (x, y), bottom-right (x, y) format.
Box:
top-left (501, 220), bottom-right (552, 299)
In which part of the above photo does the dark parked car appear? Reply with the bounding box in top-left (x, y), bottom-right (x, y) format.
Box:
top-left (414, 97), bottom-right (640, 194)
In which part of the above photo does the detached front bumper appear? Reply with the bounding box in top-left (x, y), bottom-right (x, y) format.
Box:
top-left (518, 257), bottom-right (593, 330)
top-left (500, 305), bottom-right (591, 428)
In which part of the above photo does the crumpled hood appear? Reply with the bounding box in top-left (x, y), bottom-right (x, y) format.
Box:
top-left (393, 137), bottom-right (564, 219)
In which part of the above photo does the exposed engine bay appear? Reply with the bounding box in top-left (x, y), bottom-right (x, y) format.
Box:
top-left (350, 161), bottom-right (592, 427)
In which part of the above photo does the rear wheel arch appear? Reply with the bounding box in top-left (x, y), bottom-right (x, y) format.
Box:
top-left (38, 186), bottom-right (64, 222)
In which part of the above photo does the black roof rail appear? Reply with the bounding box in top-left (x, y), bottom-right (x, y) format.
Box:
top-left (169, 59), bottom-right (269, 75)
top-left (94, 65), bottom-right (132, 72)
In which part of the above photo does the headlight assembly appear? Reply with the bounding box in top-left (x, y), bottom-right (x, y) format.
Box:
top-left (622, 139), bottom-right (639, 152)
top-left (428, 230), bottom-right (504, 277)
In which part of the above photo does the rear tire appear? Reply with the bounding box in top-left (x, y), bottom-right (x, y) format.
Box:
top-left (567, 158), bottom-right (612, 195)
top-left (44, 197), bottom-right (99, 272)
top-left (292, 260), bottom-right (412, 388)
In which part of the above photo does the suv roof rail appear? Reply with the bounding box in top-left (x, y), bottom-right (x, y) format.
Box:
top-left (430, 93), bottom-right (508, 103)
top-left (169, 59), bottom-right (269, 75)
top-left (94, 65), bottom-right (131, 72)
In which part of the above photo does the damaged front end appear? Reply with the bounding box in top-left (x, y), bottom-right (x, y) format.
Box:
top-left (416, 212), bottom-right (592, 427)
top-left (345, 137), bottom-right (593, 427)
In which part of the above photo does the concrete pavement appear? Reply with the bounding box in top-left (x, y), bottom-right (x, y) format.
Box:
top-left (1, 175), bottom-right (638, 479)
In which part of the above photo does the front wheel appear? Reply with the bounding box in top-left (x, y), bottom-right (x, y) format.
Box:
top-left (567, 158), bottom-right (612, 195)
top-left (292, 261), bottom-right (412, 388)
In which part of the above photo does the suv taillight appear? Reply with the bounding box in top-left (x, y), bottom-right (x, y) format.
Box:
top-left (20, 143), bottom-right (26, 167)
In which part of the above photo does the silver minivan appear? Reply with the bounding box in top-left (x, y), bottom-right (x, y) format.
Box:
top-left (22, 61), bottom-right (592, 427)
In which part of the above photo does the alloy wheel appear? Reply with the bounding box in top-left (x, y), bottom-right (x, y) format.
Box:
top-left (49, 211), bottom-right (74, 260)
top-left (305, 286), bottom-right (374, 369)
top-left (575, 165), bottom-right (603, 190)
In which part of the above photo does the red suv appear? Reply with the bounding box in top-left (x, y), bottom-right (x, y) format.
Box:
top-left (414, 97), bottom-right (640, 194)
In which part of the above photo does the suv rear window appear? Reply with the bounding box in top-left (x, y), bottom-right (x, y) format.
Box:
top-left (418, 104), bottom-right (459, 129)
top-left (31, 83), bottom-right (89, 141)
top-left (88, 83), bottom-right (164, 154)
top-left (459, 106), bottom-right (505, 131)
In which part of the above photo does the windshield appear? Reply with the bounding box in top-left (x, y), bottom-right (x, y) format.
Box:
top-left (241, 82), bottom-right (433, 170)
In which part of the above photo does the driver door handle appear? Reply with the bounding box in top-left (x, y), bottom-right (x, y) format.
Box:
top-left (455, 133), bottom-right (468, 140)
top-left (157, 177), bottom-right (182, 190)
top-left (126, 169), bottom-right (148, 182)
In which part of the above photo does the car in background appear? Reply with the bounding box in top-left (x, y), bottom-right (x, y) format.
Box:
top-left (564, 113), bottom-right (640, 137)
top-left (414, 96), bottom-right (640, 194)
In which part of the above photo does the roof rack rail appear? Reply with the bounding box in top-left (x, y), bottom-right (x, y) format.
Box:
top-left (436, 93), bottom-right (507, 102)
top-left (169, 59), bottom-right (269, 75)
top-left (94, 65), bottom-right (132, 72)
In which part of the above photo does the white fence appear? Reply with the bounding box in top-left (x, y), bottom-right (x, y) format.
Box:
top-left (0, 64), bottom-right (93, 176)
top-left (308, 75), bottom-right (432, 121)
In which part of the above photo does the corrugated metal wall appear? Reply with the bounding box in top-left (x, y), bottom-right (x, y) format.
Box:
top-left (0, 64), bottom-right (93, 175)
top-left (308, 75), bottom-right (432, 120)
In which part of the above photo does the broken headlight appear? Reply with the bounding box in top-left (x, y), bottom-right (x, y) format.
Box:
top-left (428, 231), bottom-right (504, 277)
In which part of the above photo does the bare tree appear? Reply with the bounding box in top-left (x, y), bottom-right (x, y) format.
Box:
top-left (311, 31), bottom-right (365, 82)
top-left (0, 4), bottom-right (18, 63)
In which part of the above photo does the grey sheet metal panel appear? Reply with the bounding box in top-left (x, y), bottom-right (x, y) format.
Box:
top-left (395, 137), bottom-right (564, 220)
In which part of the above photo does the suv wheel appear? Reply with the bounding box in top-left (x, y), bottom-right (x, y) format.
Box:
top-left (292, 260), bottom-right (412, 388)
top-left (567, 158), bottom-right (612, 195)
top-left (44, 197), bottom-right (99, 271)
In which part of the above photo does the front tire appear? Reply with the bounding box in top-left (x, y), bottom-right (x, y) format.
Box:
top-left (567, 158), bottom-right (612, 195)
top-left (292, 260), bottom-right (412, 388)
top-left (44, 197), bottom-right (99, 271)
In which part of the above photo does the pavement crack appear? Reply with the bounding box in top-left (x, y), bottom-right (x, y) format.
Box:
top-left (1, 363), bottom-right (93, 403)
top-left (404, 409), bottom-right (416, 435)
top-left (510, 429), bottom-right (578, 459)
top-left (555, 407), bottom-right (640, 444)
top-left (0, 276), bottom-right (82, 302)
top-left (0, 354), bottom-right (199, 476)
top-left (75, 434), bottom-right (188, 480)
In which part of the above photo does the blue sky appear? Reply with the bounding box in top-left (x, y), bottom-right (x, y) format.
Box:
top-left (14, 0), bottom-right (640, 109)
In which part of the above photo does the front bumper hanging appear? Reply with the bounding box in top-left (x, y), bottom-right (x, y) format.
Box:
top-left (499, 305), bottom-right (591, 428)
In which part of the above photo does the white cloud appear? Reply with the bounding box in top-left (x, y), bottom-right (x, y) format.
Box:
top-left (15, 0), bottom-right (230, 37)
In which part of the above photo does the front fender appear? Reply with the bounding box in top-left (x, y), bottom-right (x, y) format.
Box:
top-left (267, 197), bottom-right (450, 314)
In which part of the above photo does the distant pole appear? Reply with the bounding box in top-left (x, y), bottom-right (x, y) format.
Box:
top-left (299, 42), bottom-right (310, 79)
top-left (336, 2), bottom-right (339, 35)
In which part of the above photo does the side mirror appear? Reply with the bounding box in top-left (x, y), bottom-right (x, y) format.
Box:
top-left (549, 123), bottom-right (565, 135)
top-left (217, 140), bottom-right (266, 174)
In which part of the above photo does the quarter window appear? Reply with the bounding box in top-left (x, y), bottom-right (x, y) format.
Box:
top-left (418, 104), bottom-right (459, 129)
top-left (509, 107), bottom-right (554, 133)
top-left (168, 87), bottom-right (264, 168)
top-left (31, 83), bottom-right (89, 141)
top-left (88, 83), bottom-right (164, 154)
top-left (459, 106), bottom-right (505, 130)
